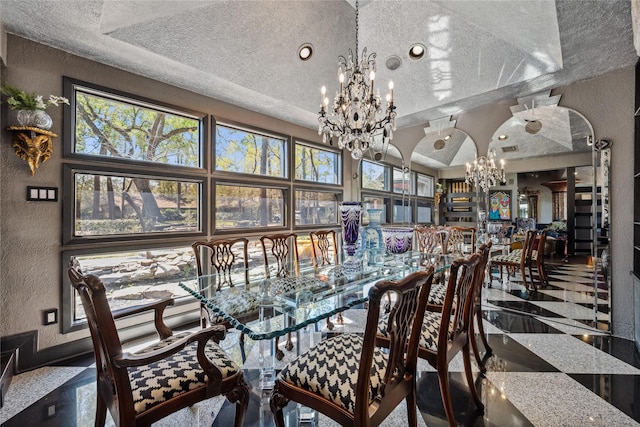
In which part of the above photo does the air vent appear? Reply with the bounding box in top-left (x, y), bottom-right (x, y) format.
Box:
top-left (501, 145), bottom-right (518, 153)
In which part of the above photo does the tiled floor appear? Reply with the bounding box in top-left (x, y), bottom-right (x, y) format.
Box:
top-left (1, 259), bottom-right (639, 426)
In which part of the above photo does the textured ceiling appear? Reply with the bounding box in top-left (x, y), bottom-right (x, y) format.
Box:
top-left (0, 0), bottom-right (636, 167)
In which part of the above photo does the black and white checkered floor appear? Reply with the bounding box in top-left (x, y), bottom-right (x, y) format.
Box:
top-left (2, 260), bottom-right (639, 426)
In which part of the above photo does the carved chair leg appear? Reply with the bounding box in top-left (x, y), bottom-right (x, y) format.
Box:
top-left (469, 316), bottom-right (485, 374)
top-left (326, 317), bottom-right (335, 330)
top-left (520, 264), bottom-right (530, 291)
top-left (228, 376), bottom-right (250, 427)
top-left (284, 332), bottom-right (294, 351)
top-left (406, 386), bottom-right (418, 427)
top-left (437, 366), bottom-right (457, 427)
top-left (274, 336), bottom-right (285, 361)
top-left (463, 343), bottom-right (484, 412)
top-left (239, 332), bottom-right (247, 363)
top-left (475, 309), bottom-right (493, 359)
top-left (95, 392), bottom-right (107, 427)
top-left (270, 383), bottom-right (289, 427)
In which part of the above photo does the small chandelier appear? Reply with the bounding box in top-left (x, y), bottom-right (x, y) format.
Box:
top-left (317, 0), bottom-right (396, 160)
top-left (465, 150), bottom-right (506, 193)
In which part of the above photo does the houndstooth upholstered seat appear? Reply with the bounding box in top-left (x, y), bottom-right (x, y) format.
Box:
top-left (276, 333), bottom-right (387, 413)
top-left (129, 333), bottom-right (241, 414)
top-left (270, 269), bottom-right (435, 427)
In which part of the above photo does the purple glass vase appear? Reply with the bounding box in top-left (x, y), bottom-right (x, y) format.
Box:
top-left (340, 202), bottom-right (362, 267)
top-left (382, 227), bottom-right (414, 266)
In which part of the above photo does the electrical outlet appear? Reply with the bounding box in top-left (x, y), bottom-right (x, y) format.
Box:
top-left (43, 309), bottom-right (58, 325)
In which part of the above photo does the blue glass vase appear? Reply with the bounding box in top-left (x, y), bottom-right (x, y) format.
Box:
top-left (362, 208), bottom-right (384, 265)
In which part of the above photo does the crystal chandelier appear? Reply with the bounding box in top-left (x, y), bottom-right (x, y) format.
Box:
top-left (465, 150), bottom-right (506, 193)
top-left (317, 0), bottom-right (396, 160)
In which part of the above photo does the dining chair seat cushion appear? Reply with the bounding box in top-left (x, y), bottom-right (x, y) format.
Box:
top-left (128, 332), bottom-right (241, 414)
top-left (276, 333), bottom-right (388, 413)
top-left (270, 276), bottom-right (330, 295)
top-left (378, 310), bottom-right (443, 352)
top-left (508, 248), bottom-right (523, 257)
top-left (427, 283), bottom-right (446, 306)
top-left (491, 252), bottom-right (521, 264)
top-left (206, 287), bottom-right (260, 323)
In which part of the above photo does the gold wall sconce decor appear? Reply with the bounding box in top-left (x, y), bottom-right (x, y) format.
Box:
top-left (7, 126), bottom-right (57, 175)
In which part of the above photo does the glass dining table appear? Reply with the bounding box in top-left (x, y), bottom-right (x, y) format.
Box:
top-left (180, 251), bottom-right (452, 390)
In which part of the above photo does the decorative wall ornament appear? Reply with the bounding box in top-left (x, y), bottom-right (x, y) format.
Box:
top-left (7, 126), bottom-right (57, 175)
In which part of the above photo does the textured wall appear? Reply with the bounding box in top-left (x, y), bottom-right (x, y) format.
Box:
top-left (0, 35), bottom-right (637, 353)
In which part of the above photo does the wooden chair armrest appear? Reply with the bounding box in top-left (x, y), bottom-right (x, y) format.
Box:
top-left (113, 298), bottom-right (175, 340)
top-left (114, 324), bottom-right (227, 368)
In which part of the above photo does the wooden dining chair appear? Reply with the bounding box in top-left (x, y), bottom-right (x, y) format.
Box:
top-left (529, 228), bottom-right (549, 289)
top-left (377, 253), bottom-right (484, 427)
top-left (260, 232), bottom-right (301, 358)
top-left (467, 243), bottom-right (493, 372)
top-left (423, 243), bottom-right (494, 373)
top-left (309, 229), bottom-right (338, 267)
top-left (270, 268), bottom-right (435, 427)
top-left (446, 226), bottom-right (476, 256)
top-left (309, 229), bottom-right (345, 327)
top-left (490, 229), bottom-right (537, 290)
top-left (260, 232), bottom-right (300, 278)
top-left (414, 225), bottom-right (446, 254)
top-left (192, 237), bottom-right (258, 361)
top-left (67, 260), bottom-right (249, 427)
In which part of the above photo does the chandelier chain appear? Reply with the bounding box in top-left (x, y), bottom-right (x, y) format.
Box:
top-left (355, 0), bottom-right (359, 57)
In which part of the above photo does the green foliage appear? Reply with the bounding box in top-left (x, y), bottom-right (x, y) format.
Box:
top-left (0, 82), bottom-right (69, 110)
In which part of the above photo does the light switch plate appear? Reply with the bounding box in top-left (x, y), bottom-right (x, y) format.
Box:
top-left (43, 309), bottom-right (58, 325)
top-left (26, 186), bottom-right (58, 202)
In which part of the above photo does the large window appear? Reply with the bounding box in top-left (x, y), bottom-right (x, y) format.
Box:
top-left (215, 184), bottom-right (285, 229)
top-left (362, 160), bottom-right (389, 191)
top-left (295, 190), bottom-right (339, 226)
top-left (295, 143), bottom-right (341, 184)
top-left (215, 124), bottom-right (287, 178)
top-left (72, 172), bottom-right (200, 237)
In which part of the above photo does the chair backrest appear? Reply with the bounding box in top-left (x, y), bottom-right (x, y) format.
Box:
top-left (357, 268), bottom-right (435, 424)
top-left (437, 253), bottom-right (482, 355)
top-left (414, 225), bottom-right (445, 253)
top-left (192, 238), bottom-right (249, 290)
top-left (67, 260), bottom-right (136, 414)
top-left (522, 229), bottom-right (538, 263)
top-left (260, 232), bottom-right (299, 278)
top-left (471, 242), bottom-right (492, 310)
top-left (309, 230), bottom-right (338, 267)
top-left (532, 228), bottom-right (548, 261)
top-left (447, 226), bottom-right (476, 256)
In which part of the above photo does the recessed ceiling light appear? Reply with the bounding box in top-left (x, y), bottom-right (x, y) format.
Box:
top-left (385, 55), bottom-right (402, 71)
top-left (298, 43), bottom-right (313, 61)
top-left (409, 43), bottom-right (425, 60)
top-left (498, 134), bottom-right (508, 141)
top-left (444, 135), bottom-right (451, 141)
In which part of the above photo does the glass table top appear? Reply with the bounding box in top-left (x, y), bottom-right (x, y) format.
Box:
top-left (180, 252), bottom-right (452, 341)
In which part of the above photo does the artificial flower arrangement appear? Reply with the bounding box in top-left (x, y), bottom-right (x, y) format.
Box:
top-left (0, 82), bottom-right (69, 111)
